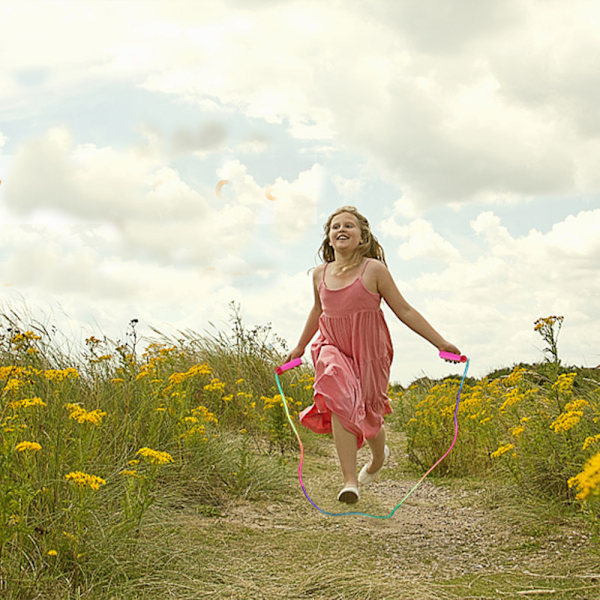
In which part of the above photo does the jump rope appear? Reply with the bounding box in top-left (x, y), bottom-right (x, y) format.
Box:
top-left (274, 350), bottom-right (470, 519)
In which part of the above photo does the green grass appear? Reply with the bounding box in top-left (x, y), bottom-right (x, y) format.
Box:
top-left (2, 304), bottom-right (600, 599)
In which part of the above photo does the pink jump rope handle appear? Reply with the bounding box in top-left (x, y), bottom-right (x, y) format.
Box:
top-left (275, 357), bottom-right (303, 374)
top-left (439, 350), bottom-right (468, 362)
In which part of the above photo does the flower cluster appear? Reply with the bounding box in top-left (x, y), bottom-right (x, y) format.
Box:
top-left (8, 396), bottom-right (47, 410)
top-left (65, 471), bottom-right (106, 490)
top-left (550, 399), bottom-right (587, 433)
top-left (499, 388), bottom-right (523, 412)
top-left (490, 443), bottom-right (515, 459)
top-left (166, 363), bottom-right (212, 386)
top-left (533, 315), bottom-right (564, 363)
top-left (262, 394), bottom-right (284, 410)
top-left (65, 403), bottom-right (107, 426)
top-left (204, 378), bottom-right (226, 393)
top-left (191, 405), bottom-right (218, 425)
top-left (533, 315), bottom-right (563, 332)
top-left (11, 330), bottom-right (42, 344)
top-left (583, 434), bottom-right (600, 451)
top-left (568, 452), bottom-right (600, 501)
top-left (510, 425), bottom-right (525, 437)
top-left (162, 363), bottom-right (212, 395)
top-left (44, 368), bottom-right (79, 382)
top-left (15, 441), bottom-right (42, 452)
top-left (552, 373), bottom-right (577, 395)
top-left (119, 469), bottom-right (139, 478)
top-left (136, 447), bottom-right (174, 465)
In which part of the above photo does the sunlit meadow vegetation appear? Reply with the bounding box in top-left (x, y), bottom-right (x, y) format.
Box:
top-left (393, 315), bottom-right (600, 532)
top-left (2, 305), bottom-right (599, 598)
top-left (0, 302), bottom-right (317, 597)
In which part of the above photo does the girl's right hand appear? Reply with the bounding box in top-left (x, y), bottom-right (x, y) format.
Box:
top-left (284, 346), bottom-right (305, 364)
top-left (438, 341), bottom-right (463, 362)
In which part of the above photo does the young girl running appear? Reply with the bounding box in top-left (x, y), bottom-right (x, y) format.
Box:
top-left (284, 206), bottom-right (462, 504)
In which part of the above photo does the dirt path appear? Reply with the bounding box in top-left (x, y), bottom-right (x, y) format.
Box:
top-left (208, 426), bottom-right (599, 599)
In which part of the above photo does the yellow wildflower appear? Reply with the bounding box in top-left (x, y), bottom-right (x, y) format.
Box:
top-left (180, 424), bottom-right (207, 440)
top-left (564, 399), bottom-right (588, 412)
top-left (510, 425), bottom-right (525, 437)
top-left (568, 452), bottom-right (600, 501)
top-left (550, 411), bottom-right (583, 433)
top-left (48, 550), bottom-right (57, 556)
top-left (65, 403), bottom-right (106, 425)
top-left (583, 434), bottom-right (600, 451)
top-left (8, 397), bottom-right (46, 410)
top-left (119, 469), bottom-right (138, 477)
top-left (551, 373), bottom-right (577, 394)
top-left (44, 368), bottom-right (79, 382)
top-left (204, 378), bottom-right (226, 393)
top-left (490, 443), bottom-right (515, 459)
top-left (504, 367), bottom-right (527, 386)
top-left (499, 389), bottom-right (523, 412)
top-left (191, 405), bottom-right (218, 424)
top-left (136, 447), bottom-right (174, 465)
top-left (65, 471), bottom-right (106, 490)
top-left (15, 441), bottom-right (42, 452)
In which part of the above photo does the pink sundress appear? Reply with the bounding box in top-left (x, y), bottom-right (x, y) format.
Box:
top-left (299, 258), bottom-right (394, 449)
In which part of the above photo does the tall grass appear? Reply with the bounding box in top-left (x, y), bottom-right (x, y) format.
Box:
top-left (393, 315), bottom-right (600, 532)
top-left (2, 305), bottom-right (599, 598)
top-left (0, 301), bottom-right (316, 598)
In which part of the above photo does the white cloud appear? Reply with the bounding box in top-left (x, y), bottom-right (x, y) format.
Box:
top-left (3, 128), bottom-right (324, 266)
top-left (3, 1), bottom-right (600, 211)
top-left (263, 163), bottom-right (324, 239)
top-left (378, 216), bottom-right (461, 262)
top-left (2, 1), bottom-right (600, 384)
top-left (358, 0), bottom-right (522, 55)
top-left (332, 175), bottom-right (363, 198)
top-left (0, 223), bottom-right (225, 300)
top-left (412, 209), bottom-right (600, 372)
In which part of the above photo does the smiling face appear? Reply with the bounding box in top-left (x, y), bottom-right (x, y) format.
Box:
top-left (328, 212), bottom-right (363, 256)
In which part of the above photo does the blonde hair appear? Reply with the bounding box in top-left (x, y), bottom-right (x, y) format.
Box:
top-left (313, 206), bottom-right (387, 273)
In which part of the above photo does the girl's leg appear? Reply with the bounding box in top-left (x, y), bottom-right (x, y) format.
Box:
top-left (365, 425), bottom-right (386, 474)
top-left (330, 412), bottom-right (358, 487)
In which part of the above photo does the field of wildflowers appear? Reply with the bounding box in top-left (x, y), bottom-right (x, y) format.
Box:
top-left (0, 302), bottom-right (317, 598)
top-left (395, 315), bottom-right (600, 530)
top-left (2, 307), bottom-right (599, 598)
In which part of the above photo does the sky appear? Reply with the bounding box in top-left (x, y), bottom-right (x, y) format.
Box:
top-left (1, 0), bottom-right (599, 386)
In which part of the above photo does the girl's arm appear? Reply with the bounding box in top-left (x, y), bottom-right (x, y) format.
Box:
top-left (284, 266), bottom-right (324, 362)
top-left (374, 261), bottom-right (461, 354)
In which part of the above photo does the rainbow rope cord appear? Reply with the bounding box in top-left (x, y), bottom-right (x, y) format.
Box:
top-left (274, 353), bottom-right (470, 518)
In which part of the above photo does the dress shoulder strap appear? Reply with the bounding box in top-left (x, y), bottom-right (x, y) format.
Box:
top-left (359, 257), bottom-right (371, 276)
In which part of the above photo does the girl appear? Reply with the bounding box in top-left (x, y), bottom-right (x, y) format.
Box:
top-left (284, 206), bottom-right (462, 504)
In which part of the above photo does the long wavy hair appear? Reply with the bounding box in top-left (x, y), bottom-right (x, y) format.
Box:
top-left (313, 206), bottom-right (387, 273)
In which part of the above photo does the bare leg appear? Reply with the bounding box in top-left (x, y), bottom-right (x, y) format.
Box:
top-left (365, 425), bottom-right (386, 474)
top-left (330, 412), bottom-right (358, 487)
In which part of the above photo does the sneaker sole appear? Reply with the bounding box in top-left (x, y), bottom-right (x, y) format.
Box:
top-left (338, 489), bottom-right (359, 504)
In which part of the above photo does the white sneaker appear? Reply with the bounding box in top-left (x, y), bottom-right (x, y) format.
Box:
top-left (358, 445), bottom-right (390, 484)
top-left (337, 485), bottom-right (360, 503)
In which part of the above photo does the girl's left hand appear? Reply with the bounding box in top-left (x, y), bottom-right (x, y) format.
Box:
top-left (438, 341), bottom-right (463, 362)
